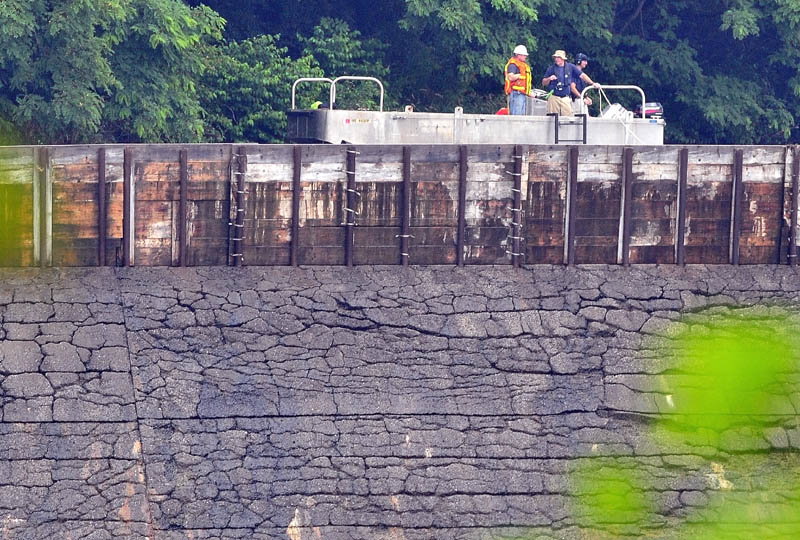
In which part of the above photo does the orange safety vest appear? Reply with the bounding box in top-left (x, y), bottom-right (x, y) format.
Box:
top-left (504, 57), bottom-right (531, 95)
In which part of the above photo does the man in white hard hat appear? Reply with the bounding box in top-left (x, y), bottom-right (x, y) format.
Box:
top-left (542, 49), bottom-right (600, 116)
top-left (504, 45), bottom-right (532, 115)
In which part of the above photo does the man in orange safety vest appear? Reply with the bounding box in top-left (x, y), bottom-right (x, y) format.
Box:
top-left (504, 45), bottom-right (532, 115)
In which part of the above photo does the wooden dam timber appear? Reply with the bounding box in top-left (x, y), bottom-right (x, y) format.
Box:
top-left (0, 143), bottom-right (798, 267)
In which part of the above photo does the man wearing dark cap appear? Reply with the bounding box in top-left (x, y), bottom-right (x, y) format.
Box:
top-left (571, 53), bottom-right (594, 114)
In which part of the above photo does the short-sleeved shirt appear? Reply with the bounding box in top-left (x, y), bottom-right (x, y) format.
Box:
top-left (543, 62), bottom-right (582, 97)
top-left (573, 68), bottom-right (588, 97)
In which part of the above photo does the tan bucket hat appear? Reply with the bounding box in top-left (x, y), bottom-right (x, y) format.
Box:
top-left (552, 50), bottom-right (567, 60)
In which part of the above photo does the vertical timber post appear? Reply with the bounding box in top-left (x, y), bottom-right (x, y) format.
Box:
top-left (730, 148), bottom-right (744, 265)
top-left (225, 146), bottom-right (234, 266)
top-left (98, 148), bottom-right (106, 266)
top-left (32, 148), bottom-right (40, 266)
top-left (233, 146), bottom-right (247, 266)
top-left (512, 145), bottom-right (523, 268)
top-left (790, 145), bottom-right (799, 266)
top-left (676, 148), bottom-right (688, 265)
top-left (401, 146), bottom-right (412, 266)
top-left (344, 147), bottom-right (357, 266)
top-left (565, 146), bottom-right (579, 265)
top-left (179, 148), bottom-right (188, 267)
top-left (619, 147), bottom-right (634, 266)
top-left (457, 145), bottom-right (468, 266)
top-left (38, 147), bottom-right (50, 268)
top-left (291, 145), bottom-right (302, 266)
top-left (123, 147), bottom-right (134, 266)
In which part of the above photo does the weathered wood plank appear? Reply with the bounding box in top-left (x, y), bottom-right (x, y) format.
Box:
top-left (578, 147), bottom-right (624, 165)
top-left (464, 245), bottom-right (511, 264)
top-left (687, 164), bottom-right (733, 184)
top-left (525, 246), bottom-right (564, 264)
top-left (742, 163), bottom-right (786, 183)
top-left (353, 246), bottom-right (404, 265)
top-left (408, 246), bottom-right (457, 265)
top-left (686, 146), bottom-right (735, 165)
top-left (629, 245), bottom-right (674, 264)
top-left (0, 183), bottom-right (34, 266)
top-left (575, 218), bottom-right (620, 237)
top-left (464, 199), bottom-right (513, 224)
top-left (0, 147), bottom-right (36, 169)
top-left (355, 183), bottom-right (401, 226)
top-left (134, 200), bottom-right (173, 266)
top-left (412, 163), bottom-right (460, 184)
top-left (342, 145), bottom-right (404, 164)
top-left (466, 162), bottom-right (514, 183)
top-left (187, 162), bottom-right (230, 185)
top-left (246, 162), bottom-right (294, 183)
top-left (53, 201), bottom-right (98, 239)
top-left (352, 226), bottom-right (403, 246)
top-left (685, 245), bottom-right (728, 263)
top-left (629, 219), bottom-right (675, 246)
top-left (529, 162), bottom-right (568, 184)
top-left (575, 245), bottom-right (616, 263)
top-left (524, 219), bottom-right (564, 246)
top-left (106, 183), bottom-right (124, 240)
top-left (296, 246), bottom-right (344, 265)
top-left (630, 146), bottom-right (680, 165)
top-left (52, 162), bottom-right (99, 183)
top-left (631, 163), bottom-right (678, 182)
top-left (740, 146), bottom-right (786, 166)
top-left (466, 180), bottom-right (514, 200)
top-left (738, 183), bottom-right (784, 259)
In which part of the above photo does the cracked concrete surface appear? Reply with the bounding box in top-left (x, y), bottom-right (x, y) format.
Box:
top-left (1, 265), bottom-right (799, 539)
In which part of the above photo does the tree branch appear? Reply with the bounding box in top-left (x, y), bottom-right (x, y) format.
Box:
top-left (619, 0), bottom-right (646, 34)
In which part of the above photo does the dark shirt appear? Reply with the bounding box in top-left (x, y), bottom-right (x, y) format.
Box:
top-left (507, 61), bottom-right (526, 94)
top-left (543, 62), bottom-right (581, 97)
top-left (573, 68), bottom-right (588, 99)
top-left (507, 62), bottom-right (520, 92)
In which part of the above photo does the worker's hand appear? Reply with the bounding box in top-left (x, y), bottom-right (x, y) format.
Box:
top-left (549, 75), bottom-right (558, 81)
top-left (583, 97), bottom-right (592, 106)
top-left (592, 82), bottom-right (601, 89)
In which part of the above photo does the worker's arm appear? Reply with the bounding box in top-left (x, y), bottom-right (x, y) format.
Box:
top-left (571, 82), bottom-right (593, 105)
top-left (580, 72), bottom-right (600, 88)
top-left (507, 72), bottom-right (521, 82)
top-left (542, 74), bottom-right (556, 87)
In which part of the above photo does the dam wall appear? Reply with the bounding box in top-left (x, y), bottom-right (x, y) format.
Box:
top-left (0, 264), bottom-right (799, 539)
top-left (0, 144), bottom-right (798, 268)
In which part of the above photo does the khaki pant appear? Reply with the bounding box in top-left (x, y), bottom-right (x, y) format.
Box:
top-left (547, 95), bottom-right (573, 116)
top-left (572, 99), bottom-right (588, 116)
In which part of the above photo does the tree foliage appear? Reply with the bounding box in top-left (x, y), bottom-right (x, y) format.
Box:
top-left (199, 35), bottom-right (320, 143)
top-left (1, 0), bottom-right (800, 144)
top-left (0, 0), bottom-right (223, 143)
top-left (299, 18), bottom-right (390, 111)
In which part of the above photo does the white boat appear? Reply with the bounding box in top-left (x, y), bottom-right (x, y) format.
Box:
top-left (287, 76), bottom-right (665, 146)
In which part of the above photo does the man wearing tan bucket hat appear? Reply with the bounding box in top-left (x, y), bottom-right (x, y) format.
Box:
top-left (542, 49), bottom-right (600, 116)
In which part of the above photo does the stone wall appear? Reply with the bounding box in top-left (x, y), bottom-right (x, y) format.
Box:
top-left (1, 265), bottom-right (799, 539)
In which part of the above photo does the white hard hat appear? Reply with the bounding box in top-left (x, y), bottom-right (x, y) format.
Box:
top-left (513, 45), bottom-right (528, 56)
